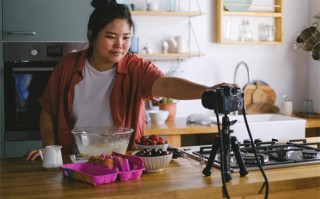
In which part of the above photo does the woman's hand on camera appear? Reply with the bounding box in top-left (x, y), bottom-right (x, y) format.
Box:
top-left (209, 82), bottom-right (239, 90)
top-left (22, 149), bottom-right (42, 161)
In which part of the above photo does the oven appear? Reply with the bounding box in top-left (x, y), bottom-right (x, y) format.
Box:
top-left (2, 42), bottom-right (88, 156)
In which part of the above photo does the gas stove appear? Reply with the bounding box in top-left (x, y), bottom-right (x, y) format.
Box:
top-left (180, 138), bottom-right (320, 172)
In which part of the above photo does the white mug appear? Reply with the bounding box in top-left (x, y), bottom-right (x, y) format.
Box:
top-left (175, 35), bottom-right (188, 53)
top-left (39, 145), bottom-right (63, 169)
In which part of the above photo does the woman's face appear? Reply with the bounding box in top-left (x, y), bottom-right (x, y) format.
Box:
top-left (91, 19), bottom-right (131, 68)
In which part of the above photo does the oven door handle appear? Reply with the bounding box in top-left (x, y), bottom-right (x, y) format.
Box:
top-left (8, 31), bottom-right (37, 36)
top-left (12, 67), bottom-right (54, 72)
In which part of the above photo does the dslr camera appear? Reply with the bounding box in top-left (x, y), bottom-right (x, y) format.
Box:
top-left (201, 85), bottom-right (244, 114)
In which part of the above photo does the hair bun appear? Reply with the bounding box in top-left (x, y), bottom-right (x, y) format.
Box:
top-left (91, 0), bottom-right (117, 9)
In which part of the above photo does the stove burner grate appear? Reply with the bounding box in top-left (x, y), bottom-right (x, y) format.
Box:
top-left (186, 139), bottom-right (320, 172)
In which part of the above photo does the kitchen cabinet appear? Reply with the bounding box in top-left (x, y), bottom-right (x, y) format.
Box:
top-left (2, 0), bottom-right (93, 41)
top-left (216, 0), bottom-right (283, 44)
top-left (131, 8), bottom-right (206, 59)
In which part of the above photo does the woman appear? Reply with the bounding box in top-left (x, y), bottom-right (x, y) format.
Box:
top-left (23, 0), bottom-right (227, 160)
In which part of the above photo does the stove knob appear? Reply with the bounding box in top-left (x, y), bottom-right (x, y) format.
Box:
top-left (30, 49), bottom-right (38, 56)
top-left (243, 139), bottom-right (251, 147)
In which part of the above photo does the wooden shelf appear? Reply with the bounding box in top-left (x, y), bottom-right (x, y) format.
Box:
top-left (219, 41), bottom-right (282, 45)
top-left (131, 11), bottom-right (205, 17)
top-left (222, 11), bottom-right (282, 17)
top-left (216, 0), bottom-right (283, 44)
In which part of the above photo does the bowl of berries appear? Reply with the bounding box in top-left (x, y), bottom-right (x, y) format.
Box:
top-left (135, 134), bottom-right (169, 151)
top-left (132, 148), bottom-right (172, 172)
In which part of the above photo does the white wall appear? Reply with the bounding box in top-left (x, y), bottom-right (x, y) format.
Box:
top-left (132, 0), bottom-right (317, 117)
top-left (308, 0), bottom-right (320, 113)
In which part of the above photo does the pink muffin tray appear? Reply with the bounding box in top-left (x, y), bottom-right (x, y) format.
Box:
top-left (60, 152), bottom-right (145, 185)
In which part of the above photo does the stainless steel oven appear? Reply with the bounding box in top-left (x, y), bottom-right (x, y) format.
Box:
top-left (2, 42), bottom-right (88, 156)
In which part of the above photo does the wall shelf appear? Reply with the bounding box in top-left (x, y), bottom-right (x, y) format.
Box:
top-left (130, 0), bottom-right (205, 60)
top-left (216, 0), bottom-right (283, 44)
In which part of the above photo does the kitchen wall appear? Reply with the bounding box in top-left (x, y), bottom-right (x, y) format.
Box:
top-left (0, 0), bottom-right (3, 157)
top-left (132, 0), bottom-right (319, 117)
top-left (308, 0), bottom-right (320, 114)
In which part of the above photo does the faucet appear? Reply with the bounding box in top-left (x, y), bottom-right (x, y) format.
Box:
top-left (233, 61), bottom-right (252, 115)
top-left (233, 61), bottom-right (252, 84)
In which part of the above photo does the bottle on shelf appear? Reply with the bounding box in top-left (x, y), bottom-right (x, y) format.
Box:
top-left (238, 19), bottom-right (253, 42)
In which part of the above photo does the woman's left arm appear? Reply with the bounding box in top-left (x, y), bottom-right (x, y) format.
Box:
top-left (152, 77), bottom-right (227, 100)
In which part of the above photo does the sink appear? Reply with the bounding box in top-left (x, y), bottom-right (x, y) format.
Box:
top-left (210, 114), bottom-right (306, 142)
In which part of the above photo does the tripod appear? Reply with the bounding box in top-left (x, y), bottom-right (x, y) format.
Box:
top-left (202, 114), bottom-right (248, 182)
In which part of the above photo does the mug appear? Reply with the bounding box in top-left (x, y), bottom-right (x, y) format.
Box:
top-left (175, 35), bottom-right (188, 53)
top-left (39, 145), bottom-right (63, 169)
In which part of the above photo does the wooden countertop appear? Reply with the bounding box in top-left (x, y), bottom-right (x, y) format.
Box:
top-left (145, 116), bottom-right (320, 147)
top-left (1, 138), bottom-right (320, 199)
top-left (145, 117), bottom-right (218, 135)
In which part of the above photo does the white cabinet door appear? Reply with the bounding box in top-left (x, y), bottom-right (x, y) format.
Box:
top-left (3, 0), bottom-right (93, 41)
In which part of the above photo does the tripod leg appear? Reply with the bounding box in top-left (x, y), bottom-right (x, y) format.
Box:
top-left (202, 136), bottom-right (220, 176)
top-left (222, 132), bottom-right (232, 182)
top-left (231, 136), bottom-right (249, 176)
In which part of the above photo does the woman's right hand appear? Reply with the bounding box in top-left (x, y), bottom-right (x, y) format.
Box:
top-left (22, 149), bottom-right (42, 161)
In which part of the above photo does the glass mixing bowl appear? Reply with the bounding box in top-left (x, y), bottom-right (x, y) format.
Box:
top-left (71, 126), bottom-right (133, 158)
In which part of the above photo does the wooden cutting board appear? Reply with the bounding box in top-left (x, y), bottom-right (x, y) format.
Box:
top-left (243, 81), bottom-right (278, 114)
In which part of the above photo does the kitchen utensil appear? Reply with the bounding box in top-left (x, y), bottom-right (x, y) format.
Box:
top-left (252, 83), bottom-right (268, 103)
top-left (243, 81), bottom-right (278, 114)
top-left (243, 80), bottom-right (272, 106)
top-left (71, 127), bottom-right (133, 158)
top-left (312, 42), bottom-right (320, 60)
top-left (295, 26), bottom-right (320, 51)
top-left (38, 145), bottom-right (63, 169)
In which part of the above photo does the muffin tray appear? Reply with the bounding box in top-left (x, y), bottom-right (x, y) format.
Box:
top-left (61, 152), bottom-right (145, 185)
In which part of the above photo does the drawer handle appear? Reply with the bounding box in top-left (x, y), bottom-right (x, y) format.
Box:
top-left (8, 31), bottom-right (37, 35)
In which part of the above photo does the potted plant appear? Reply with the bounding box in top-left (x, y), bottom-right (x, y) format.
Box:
top-left (159, 97), bottom-right (177, 121)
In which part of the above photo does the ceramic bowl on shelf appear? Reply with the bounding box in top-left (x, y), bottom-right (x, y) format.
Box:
top-left (224, 0), bottom-right (252, 12)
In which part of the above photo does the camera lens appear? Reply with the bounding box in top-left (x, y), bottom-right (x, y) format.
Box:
top-left (201, 90), bottom-right (216, 110)
top-left (224, 85), bottom-right (237, 96)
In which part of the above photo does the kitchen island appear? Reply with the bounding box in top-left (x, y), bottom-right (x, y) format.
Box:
top-left (146, 117), bottom-right (320, 147)
top-left (1, 138), bottom-right (319, 199)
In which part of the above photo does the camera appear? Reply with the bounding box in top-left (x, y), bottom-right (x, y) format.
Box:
top-left (201, 85), bottom-right (244, 114)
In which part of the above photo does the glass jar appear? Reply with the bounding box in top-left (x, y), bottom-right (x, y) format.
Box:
top-left (166, 0), bottom-right (180, 12)
top-left (238, 20), bottom-right (253, 42)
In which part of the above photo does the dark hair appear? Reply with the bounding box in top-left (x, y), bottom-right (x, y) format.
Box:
top-left (87, 0), bottom-right (135, 55)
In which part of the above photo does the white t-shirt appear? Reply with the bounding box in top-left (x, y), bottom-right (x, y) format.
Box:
top-left (72, 60), bottom-right (116, 128)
